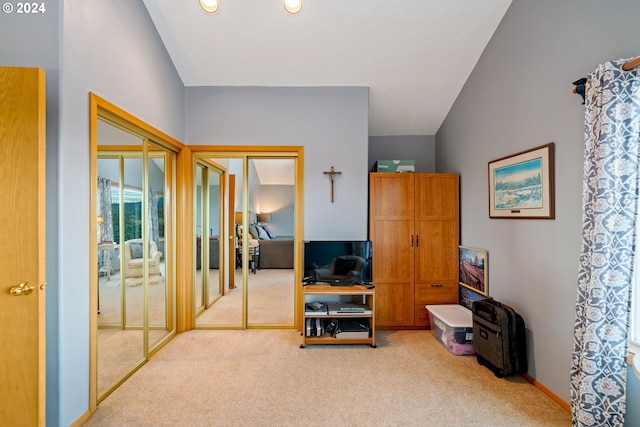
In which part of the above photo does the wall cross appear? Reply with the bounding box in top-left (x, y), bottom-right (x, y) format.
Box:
top-left (323, 166), bottom-right (342, 203)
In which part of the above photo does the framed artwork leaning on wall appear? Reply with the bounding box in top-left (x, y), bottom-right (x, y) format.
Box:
top-left (459, 245), bottom-right (488, 297)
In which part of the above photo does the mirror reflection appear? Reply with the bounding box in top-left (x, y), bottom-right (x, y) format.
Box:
top-left (195, 161), bottom-right (236, 327)
top-left (147, 154), bottom-right (170, 350)
top-left (96, 118), bottom-right (175, 400)
top-left (193, 156), bottom-right (295, 328)
top-left (97, 129), bottom-right (145, 397)
top-left (207, 167), bottom-right (222, 307)
top-left (247, 158), bottom-right (295, 326)
top-left (194, 163), bottom-right (205, 315)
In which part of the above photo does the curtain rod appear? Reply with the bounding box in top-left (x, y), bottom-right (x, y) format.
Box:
top-left (623, 57), bottom-right (640, 71)
top-left (572, 56), bottom-right (640, 100)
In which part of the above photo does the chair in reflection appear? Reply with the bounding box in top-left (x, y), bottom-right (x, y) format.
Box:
top-left (122, 238), bottom-right (163, 278)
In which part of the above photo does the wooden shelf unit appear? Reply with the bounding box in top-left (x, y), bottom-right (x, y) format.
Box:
top-left (300, 284), bottom-right (376, 348)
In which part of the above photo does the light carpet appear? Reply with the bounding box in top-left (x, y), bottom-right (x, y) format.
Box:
top-left (125, 274), bottom-right (165, 287)
top-left (196, 269), bottom-right (295, 326)
top-left (84, 329), bottom-right (571, 427)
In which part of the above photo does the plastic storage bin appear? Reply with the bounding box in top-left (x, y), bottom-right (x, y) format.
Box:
top-left (426, 304), bottom-right (474, 355)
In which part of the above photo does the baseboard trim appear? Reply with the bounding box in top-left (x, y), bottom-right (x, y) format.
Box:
top-left (70, 409), bottom-right (92, 427)
top-left (522, 373), bottom-right (570, 413)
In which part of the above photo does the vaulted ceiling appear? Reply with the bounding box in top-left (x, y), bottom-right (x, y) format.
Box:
top-left (143, 0), bottom-right (512, 136)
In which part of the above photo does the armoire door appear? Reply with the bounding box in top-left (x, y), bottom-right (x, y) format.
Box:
top-left (369, 173), bottom-right (415, 328)
top-left (414, 174), bottom-right (460, 327)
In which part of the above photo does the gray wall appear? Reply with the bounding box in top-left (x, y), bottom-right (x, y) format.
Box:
top-left (369, 135), bottom-right (436, 172)
top-left (185, 86), bottom-right (370, 240)
top-left (57, 0), bottom-right (185, 425)
top-left (436, 0), bottom-right (640, 422)
top-left (259, 185), bottom-right (295, 236)
top-left (0, 3), bottom-right (61, 424)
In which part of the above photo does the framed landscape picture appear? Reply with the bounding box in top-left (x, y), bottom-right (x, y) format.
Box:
top-left (459, 285), bottom-right (488, 311)
top-left (459, 245), bottom-right (488, 296)
top-left (488, 142), bottom-right (555, 219)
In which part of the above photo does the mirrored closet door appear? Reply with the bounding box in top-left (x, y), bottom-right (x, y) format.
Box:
top-left (194, 160), bottom-right (233, 327)
top-left (95, 113), bottom-right (176, 402)
top-left (193, 153), bottom-right (299, 329)
top-left (246, 157), bottom-right (295, 326)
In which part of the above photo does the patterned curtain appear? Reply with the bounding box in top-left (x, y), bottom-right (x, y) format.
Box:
top-left (148, 188), bottom-right (160, 245)
top-left (97, 177), bottom-right (114, 270)
top-left (571, 59), bottom-right (640, 426)
top-left (97, 176), bottom-right (114, 242)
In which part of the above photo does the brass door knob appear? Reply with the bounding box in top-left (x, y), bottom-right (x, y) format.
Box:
top-left (9, 282), bottom-right (35, 296)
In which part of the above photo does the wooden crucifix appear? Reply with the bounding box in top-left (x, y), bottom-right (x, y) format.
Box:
top-left (323, 166), bottom-right (342, 203)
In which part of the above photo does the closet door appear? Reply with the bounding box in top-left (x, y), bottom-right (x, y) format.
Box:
top-left (369, 173), bottom-right (415, 328)
top-left (192, 149), bottom-right (302, 330)
top-left (194, 163), bottom-right (206, 316)
top-left (194, 160), bottom-right (235, 327)
top-left (96, 129), bottom-right (146, 400)
top-left (94, 111), bottom-right (177, 403)
top-left (247, 157), bottom-right (295, 327)
top-left (414, 174), bottom-right (459, 327)
top-left (147, 152), bottom-right (172, 350)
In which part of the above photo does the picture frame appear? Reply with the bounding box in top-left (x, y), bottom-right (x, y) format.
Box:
top-left (459, 245), bottom-right (488, 297)
top-left (488, 142), bottom-right (555, 219)
top-left (458, 285), bottom-right (488, 311)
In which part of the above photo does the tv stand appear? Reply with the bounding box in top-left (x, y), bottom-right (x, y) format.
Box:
top-left (300, 284), bottom-right (376, 348)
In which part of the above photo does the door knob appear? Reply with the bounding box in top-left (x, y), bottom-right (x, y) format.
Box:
top-left (9, 282), bottom-right (35, 296)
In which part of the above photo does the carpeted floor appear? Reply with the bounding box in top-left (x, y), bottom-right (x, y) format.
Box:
top-left (196, 269), bottom-right (295, 326)
top-left (97, 268), bottom-right (295, 397)
top-left (84, 329), bottom-right (571, 427)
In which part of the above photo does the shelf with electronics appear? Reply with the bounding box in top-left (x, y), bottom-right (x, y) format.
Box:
top-left (300, 284), bottom-right (376, 348)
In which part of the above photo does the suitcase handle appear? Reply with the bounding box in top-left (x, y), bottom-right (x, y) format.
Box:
top-left (474, 303), bottom-right (498, 323)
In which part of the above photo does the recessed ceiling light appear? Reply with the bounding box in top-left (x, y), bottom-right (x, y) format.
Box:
top-left (199, 0), bottom-right (219, 14)
top-left (284, 0), bottom-right (303, 14)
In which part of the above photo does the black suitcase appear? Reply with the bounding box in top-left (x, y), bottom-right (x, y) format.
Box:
top-left (472, 299), bottom-right (527, 377)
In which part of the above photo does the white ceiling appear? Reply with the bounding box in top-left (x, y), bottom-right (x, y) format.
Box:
top-left (252, 159), bottom-right (295, 185)
top-left (143, 0), bottom-right (512, 136)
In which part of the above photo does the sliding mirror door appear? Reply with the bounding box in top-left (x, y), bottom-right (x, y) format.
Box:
top-left (207, 167), bottom-right (223, 307)
top-left (146, 151), bottom-right (172, 351)
top-left (195, 160), bottom-right (235, 327)
top-left (247, 158), bottom-right (295, 327)
top-left (193, 153), bottom-right (299, 329)
top-left (194, 163), bottom-right (206, 316)
top-left (94, 105), bottom-right (177, 402)
top-left (96, 124), bottom-right (146, 398)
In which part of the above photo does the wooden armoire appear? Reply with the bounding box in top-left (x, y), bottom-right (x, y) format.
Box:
top-left (369, 172), bottom-right (460, 329)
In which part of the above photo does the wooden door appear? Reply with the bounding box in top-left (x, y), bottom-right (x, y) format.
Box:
top-left (414, 174), bottom-right (459, 284)
top-left (0, 67), bottom-right (47, 426)
top-left (414, 174), bottom-right (459, 327)
top-left (369, 173), bottom-right (415, 328)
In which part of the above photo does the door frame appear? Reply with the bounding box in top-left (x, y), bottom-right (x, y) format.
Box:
top-left (89, 93), bottom-right (185, 411)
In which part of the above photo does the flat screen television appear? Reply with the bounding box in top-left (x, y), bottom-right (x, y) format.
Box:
top-left (302, 240), bottom-right (373, 284)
